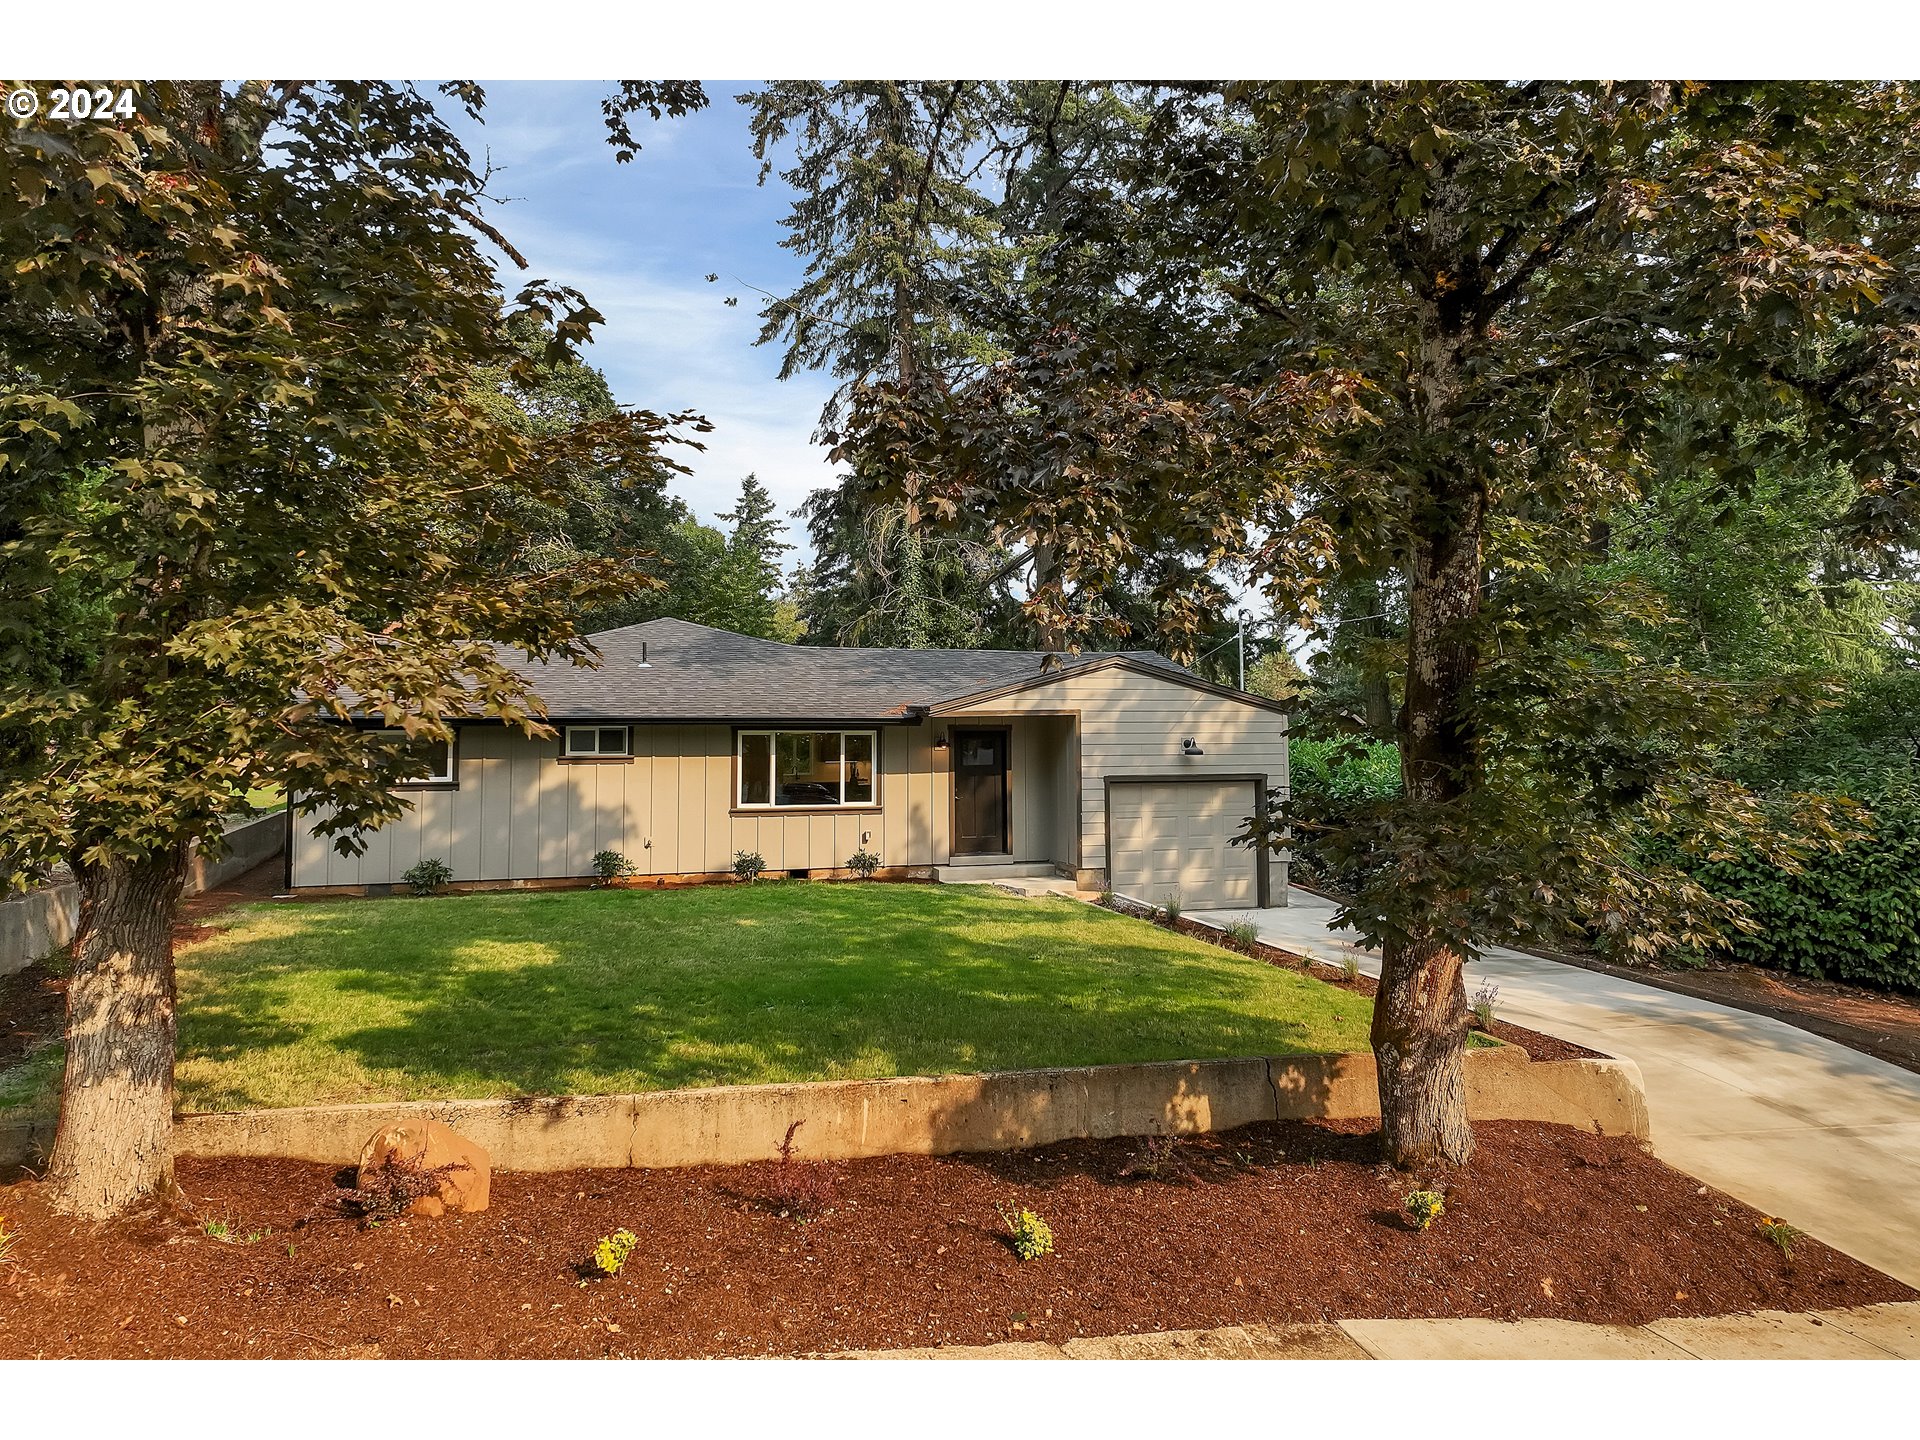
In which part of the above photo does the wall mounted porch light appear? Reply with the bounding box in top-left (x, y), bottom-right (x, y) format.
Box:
top-left (1181, 737), bottom-right (1205, 757)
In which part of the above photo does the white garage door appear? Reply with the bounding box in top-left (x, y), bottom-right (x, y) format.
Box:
top-left (1108, 780), bottom-right (1260, 910)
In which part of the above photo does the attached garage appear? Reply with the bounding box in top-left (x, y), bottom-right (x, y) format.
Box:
top-left (1105, 776), bottom-right (1270, 910)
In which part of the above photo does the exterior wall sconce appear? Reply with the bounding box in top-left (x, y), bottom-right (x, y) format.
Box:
top-left (861, 830), bottom-right (872, 846)
top-left (934, 731), bottom-right (949, 751)
top-left (1182, 737), bottom-right (1205, 756)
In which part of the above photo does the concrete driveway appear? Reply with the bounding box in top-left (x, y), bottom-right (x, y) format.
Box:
top-left (1192, 887), bottom-right (1920, 1288)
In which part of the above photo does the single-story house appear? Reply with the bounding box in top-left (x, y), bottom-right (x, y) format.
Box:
top-left (288, 617), bottom-right (1290, 908)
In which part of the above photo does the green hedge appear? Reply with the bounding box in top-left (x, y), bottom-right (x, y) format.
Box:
top-left (1286, 739), bottom-right (1400, 892)
top-left (1693, 783), bottom-right (1920, 992)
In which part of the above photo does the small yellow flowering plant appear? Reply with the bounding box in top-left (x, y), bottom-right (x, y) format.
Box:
top-left (1404, 1189), bottom-right (1446, 1231)
top-left (996, 1203), bottom-right (1055, 1261)
top-left (584, 1228), bottom-right (639, 1281)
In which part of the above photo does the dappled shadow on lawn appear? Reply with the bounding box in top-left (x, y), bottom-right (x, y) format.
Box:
top-left (173, 883), bottom-right (1373, 1111)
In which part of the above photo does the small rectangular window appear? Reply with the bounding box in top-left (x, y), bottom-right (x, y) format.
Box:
top-left (372, 729), bottom-right (454, 785)
top-left (564, 725), bottom-right (630, 758)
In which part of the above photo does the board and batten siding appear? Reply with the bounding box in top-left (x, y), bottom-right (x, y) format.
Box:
top-left (942, 667), bottom-right (1289, 877)
top-left (291, 717), bottom-right (1071, 888)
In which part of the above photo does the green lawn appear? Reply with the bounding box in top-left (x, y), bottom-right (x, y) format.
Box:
top-left (166, 882), bottom-right (1376, 1112)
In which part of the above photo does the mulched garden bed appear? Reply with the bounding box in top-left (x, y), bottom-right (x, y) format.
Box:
top-left (1098, 896), bottom-right (1603, 1063)
top-left (2, 1118), bottom-right (1908, 1359)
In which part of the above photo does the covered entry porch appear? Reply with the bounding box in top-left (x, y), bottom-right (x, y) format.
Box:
top-left (926, 713), bottom-right (1079, 878)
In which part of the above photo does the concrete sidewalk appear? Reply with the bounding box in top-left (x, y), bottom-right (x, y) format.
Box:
top-left (1192, 888), bottom-right (1920, 1288)
top-left (835, 1302), bottom-right (1920, 1359)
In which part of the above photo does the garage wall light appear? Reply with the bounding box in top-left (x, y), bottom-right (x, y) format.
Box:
top-left (1182, 737), bottom-right (1205, 756)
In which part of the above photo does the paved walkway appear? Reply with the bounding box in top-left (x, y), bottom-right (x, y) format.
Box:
top-left (835, 1302), bottom-right (1920, 1359)
top-left (1192, 888), bottom-right (1920, 1288)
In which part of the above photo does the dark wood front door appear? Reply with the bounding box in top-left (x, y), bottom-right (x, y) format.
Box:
top-left (951, 728), bottom-right (1010, 855)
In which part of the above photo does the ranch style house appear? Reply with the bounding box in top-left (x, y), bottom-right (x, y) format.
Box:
top-left (287, 618), bottom-right (1291, 909)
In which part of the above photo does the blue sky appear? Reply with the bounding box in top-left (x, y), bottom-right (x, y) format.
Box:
top-left (441, 82), bottom-right (837, 538)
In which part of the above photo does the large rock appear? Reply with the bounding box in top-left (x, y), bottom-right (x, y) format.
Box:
top-left (356, 1118), bottom-right (491, 1217)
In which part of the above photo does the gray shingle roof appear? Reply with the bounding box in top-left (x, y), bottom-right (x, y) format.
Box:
top-left (495, 617), bottom-right (1190, 723)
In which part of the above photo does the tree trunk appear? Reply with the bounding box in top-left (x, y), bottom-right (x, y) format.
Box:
top-left (44, 846), bottom-right (190, 1217)
top-left (1029, 539), bottom-right (1066, 651)
top-left (1375, 219), bottom-right (1487, 1168)
top-left (1373, 502), bottom-right (1485, 1167)
top-left (1372, 935), bottom-right (1474, 1167)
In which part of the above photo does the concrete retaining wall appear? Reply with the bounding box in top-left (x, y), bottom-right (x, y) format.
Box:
top-left (0, 811), bottom-right (284, 979)
top-left (0, 1046), bottom-right (1647, 1178)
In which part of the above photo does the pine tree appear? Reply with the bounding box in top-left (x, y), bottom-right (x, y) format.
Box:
top-left (715, 473), bottom-right (794, 640)
top-left (743, 82), bottom-right (1019, 646)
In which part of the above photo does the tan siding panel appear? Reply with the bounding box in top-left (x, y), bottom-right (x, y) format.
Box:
top-left (945, 669), bottom-right (1286, 873)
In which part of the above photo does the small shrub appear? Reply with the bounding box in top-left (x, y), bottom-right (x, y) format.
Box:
top-left (336, 1153), bottom-right (462, 1227)
top-left (1404, 1189), bottom-right (1446, 1231)
top-left (0, 1214), bottom-right (19, 1266)
top-left (845, 849), bottom-right (882, 879)
top-left (997, 1203), bottom-right (1055, 1261)
top-left (1118, 1133), bottom-right (1194, 1184)
top-left (202, 1218), bottom-right (233, 1241)
top-left (1096, 888), bottom-right (1115, 906)
top-left (592, 849), bottom-right (636, 885)
top-left (585, 1228), bottom-right (639, 1279)
top-left (1224, 915), bottom-right (1261, 947)
top-left (1340, 951), bottom-right (1362, 983)
top-left (401, 856), bottom-right (452, 897)
top-left (732, 849), bottom-right (766, 882)
top-left (1470, 978), bottom-right (1500, 1030)
top-left (1757, 1216), bottom-right (1805, 1267)
top-left (762, 1120), bottom-right (838, 1217)
top-left (1160, 891), bottom-right (1183, 924)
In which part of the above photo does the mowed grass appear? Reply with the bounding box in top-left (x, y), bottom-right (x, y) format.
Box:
top-left (172, 882), bottom-right (1375, 1112)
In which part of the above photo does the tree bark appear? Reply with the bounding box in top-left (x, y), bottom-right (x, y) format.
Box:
top-left (1373, 487), bottom-right (1486, 1168)
top-left (44, 846), bottom-right (190, 1217)
top-left (1372, 935), bottom-right (1474, 1167)
top-left (1029, 539), bottom-right (1066, 651)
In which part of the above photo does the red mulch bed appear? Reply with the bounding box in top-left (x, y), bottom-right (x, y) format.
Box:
top-left (1, 1119), bottom-right (1907, 1359)
top-left (1100, 897), bottom-right (1602, 1063)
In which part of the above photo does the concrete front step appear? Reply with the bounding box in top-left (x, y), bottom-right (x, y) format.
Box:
top-left (933, 862), bottom-right (1060, 883)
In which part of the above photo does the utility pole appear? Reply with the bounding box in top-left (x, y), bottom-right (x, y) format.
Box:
top-left (1237, 610), bottom-right (1248, 691)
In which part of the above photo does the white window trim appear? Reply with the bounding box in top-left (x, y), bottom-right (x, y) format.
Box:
top-left (564, 725), bottom-right (632, 758)
top-left (371, 728), bottom-right (454, 785)
top-left (736, 729), bottom-right (880, 810)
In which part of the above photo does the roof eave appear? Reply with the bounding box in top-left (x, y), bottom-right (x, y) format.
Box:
top-left (927, 655), bottom-right (1292, 717)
